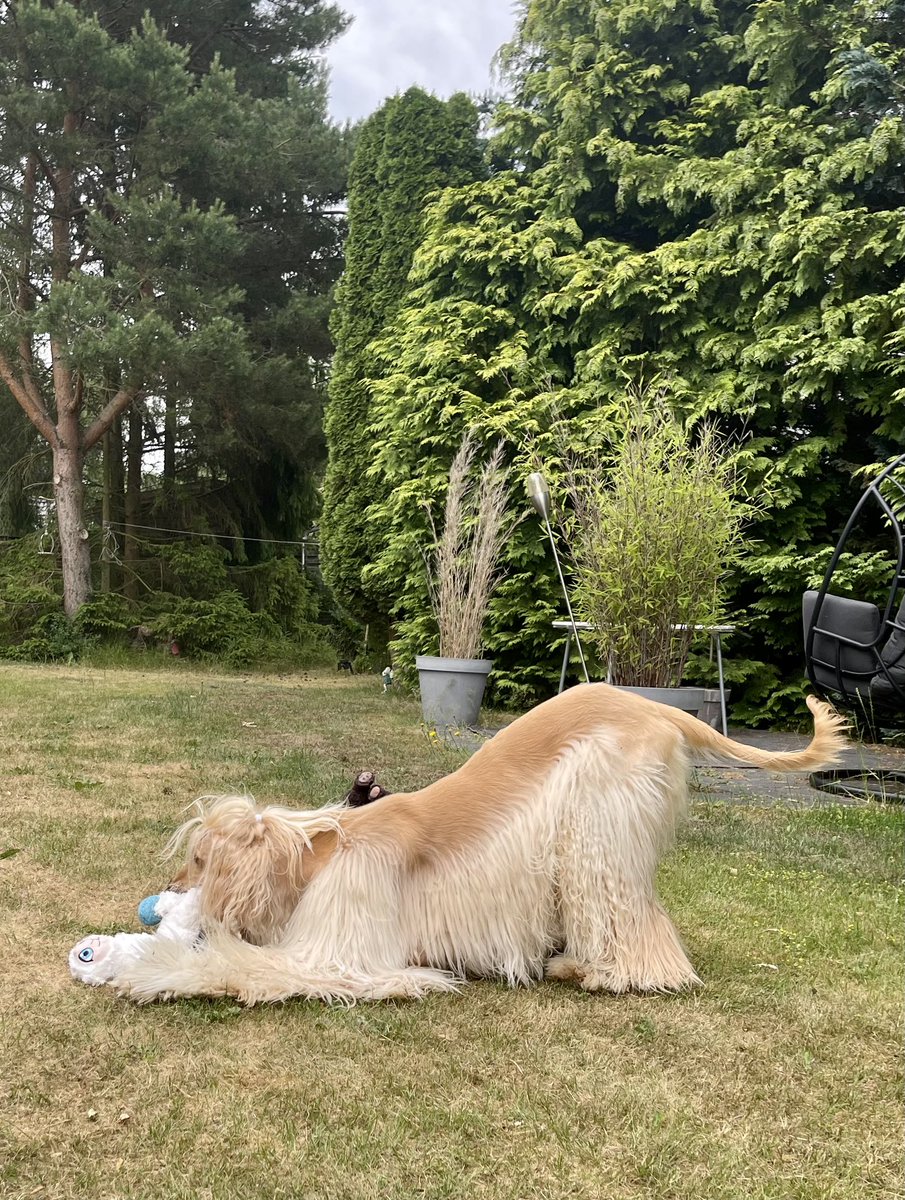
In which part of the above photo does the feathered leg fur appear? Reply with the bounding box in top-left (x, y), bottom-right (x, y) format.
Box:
top-left (545, 727), bottom-right (700, 992)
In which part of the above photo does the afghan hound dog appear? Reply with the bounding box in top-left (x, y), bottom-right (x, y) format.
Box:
top-left (107, 684), bottom-right (847, 1004)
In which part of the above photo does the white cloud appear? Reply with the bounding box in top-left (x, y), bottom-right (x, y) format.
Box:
top-left (324, 0), bottom-right (519, 123)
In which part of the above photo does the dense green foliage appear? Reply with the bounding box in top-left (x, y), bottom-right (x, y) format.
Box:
top-left (360, 0), bottom-right (905, 720)
top-left (0, 387), bottom-right (40, 537)
top-left (0, 536), bottom-right (334, 667)
top-left (3, 0), bottom-right (901, 709)
top-left (320, 88), bottom-right (484, 627)
top-left (136, 0), bottom-right (349, 548)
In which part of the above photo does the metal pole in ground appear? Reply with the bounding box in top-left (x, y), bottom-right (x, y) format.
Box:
top-left (526, 472), bottom-right (590, 685)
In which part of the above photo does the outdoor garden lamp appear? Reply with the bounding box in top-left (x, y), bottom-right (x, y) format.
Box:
top-left (526, 472), bottom-right (590, 684)
top-left (526, 471), bottom-right (552, 521)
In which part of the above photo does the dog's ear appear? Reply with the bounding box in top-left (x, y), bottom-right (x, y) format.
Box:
top-left (199, 814), bottom-right (334, 944)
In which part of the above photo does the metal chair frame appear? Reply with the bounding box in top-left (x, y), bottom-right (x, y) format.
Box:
top-left (804, 453), bottom-right (905, 717)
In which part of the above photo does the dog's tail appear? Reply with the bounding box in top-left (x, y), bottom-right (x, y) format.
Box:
top-left (668, 695), bottom-right (849, 771)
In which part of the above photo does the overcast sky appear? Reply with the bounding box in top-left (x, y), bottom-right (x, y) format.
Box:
top-left (324, 0), bottom-right (521, 124)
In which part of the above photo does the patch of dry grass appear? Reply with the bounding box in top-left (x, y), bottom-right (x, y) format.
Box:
top-left (0, 663), bottom-right (901, 1200)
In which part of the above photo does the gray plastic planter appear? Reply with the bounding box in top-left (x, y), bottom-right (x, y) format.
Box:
top-left (416, 655), bottom-right (493, 727)
top-left (615, 685), bottom-right (707, 715)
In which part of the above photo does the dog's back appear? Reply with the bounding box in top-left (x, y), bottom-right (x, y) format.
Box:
top-left (347, 685), bottom-right (847, 851)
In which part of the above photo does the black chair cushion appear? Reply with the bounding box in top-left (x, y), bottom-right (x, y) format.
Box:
top-left (871, 594), bottom-right (905, 701)
top-left (803, 589), bottom-right (884, 696)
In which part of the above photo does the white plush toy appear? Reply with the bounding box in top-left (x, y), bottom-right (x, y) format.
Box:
top-left (69, 889), bottom-right (202, 988)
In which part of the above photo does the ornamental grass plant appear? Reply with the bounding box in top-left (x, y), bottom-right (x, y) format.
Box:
top-left (559, 397), bottom-right (752, 687)
top-left (422, 433), bottom-right (521, 661)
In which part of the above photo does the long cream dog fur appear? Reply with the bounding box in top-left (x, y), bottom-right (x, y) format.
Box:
top-left (108, 684), bottom-right (847, 1004)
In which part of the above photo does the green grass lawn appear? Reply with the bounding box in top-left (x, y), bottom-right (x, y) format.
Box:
top-left (1, 663), bottom-right (901, 1200)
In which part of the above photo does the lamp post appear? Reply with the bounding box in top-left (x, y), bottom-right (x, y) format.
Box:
top-left (526, 472), bottom-right (590, 685)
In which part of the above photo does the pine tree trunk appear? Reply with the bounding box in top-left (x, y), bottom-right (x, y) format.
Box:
top-left (52, 436), bottom-right (91, 618)
top-left (109, 413), bottom-right (125, 591)
top-left (101, 426), bottom-right (117, 593)
top-left (124, 402), bottom-right (143, 601)
top-left (163, 392), bottom-right (177, 483)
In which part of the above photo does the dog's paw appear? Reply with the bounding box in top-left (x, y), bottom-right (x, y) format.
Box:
top-left (545, 954), bottom-right (585, 983)
top-left (578, 963), bottom-right (702, 994)
top-left (546, 956), bottom-right (628, 993)
top-left (579, 967), bottom-right (623, 993)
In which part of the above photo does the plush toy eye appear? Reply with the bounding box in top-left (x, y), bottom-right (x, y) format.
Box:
top-left (78, 946), bottom-right (95, 962)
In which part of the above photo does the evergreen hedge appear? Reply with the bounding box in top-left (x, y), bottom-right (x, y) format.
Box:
top-left (359, 0), bottom-right (904, 722)
top-left (320, 88), bottom-right (485, 630)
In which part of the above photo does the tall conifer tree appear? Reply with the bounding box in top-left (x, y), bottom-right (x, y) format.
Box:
top-left (320, 88), bottom-right (483, 627)
top-left (0, 0), bottom-right (348, 612)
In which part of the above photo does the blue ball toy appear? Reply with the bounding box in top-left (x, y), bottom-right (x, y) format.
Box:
top-left (138, 894), bottom-right (162, 927)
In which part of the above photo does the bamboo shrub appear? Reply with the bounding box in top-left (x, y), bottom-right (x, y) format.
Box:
top-left (423, 434), bottom-right (521, 660)
top-left (559, 403), bottom-right (751, 687)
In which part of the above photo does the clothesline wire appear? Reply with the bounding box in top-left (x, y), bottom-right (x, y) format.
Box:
top-left (103, 520), bottom-right (317, 548)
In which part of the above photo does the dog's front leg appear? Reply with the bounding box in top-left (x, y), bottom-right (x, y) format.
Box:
top-left (236, 842), bottom-right (461, 1003)
top-left (93, 931), bottom-right (458, 1005)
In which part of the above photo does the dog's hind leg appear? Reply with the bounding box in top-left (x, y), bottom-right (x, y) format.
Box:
top-left (548, 733), bottom-right (700, 994)
top-left (561, 900), bottom-right (700, 994)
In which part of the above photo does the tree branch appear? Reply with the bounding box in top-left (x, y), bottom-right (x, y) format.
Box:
top-left (18, 346), bottom-right (50, 417)
top-left (83, 386), bottom-right (139, 452)
top-left (0, 347), bottom-right (58, 446)
top-left (31, 143), bottom-right (64, 201)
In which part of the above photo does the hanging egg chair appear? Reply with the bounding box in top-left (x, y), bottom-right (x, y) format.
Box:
top-left (802, 454), bottom-right (905, 801)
